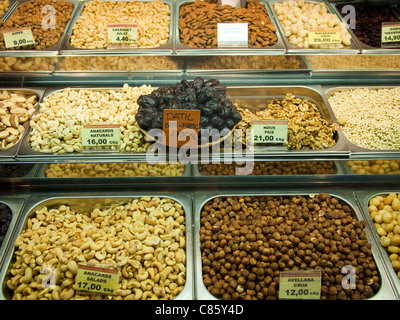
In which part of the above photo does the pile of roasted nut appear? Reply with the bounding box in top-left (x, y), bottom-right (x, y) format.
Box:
top-left (0, 90), bottom-right (37, 151)
top-left (7, 197), bottom-right (187, 300)
top-left (200, 193), bottom-right (380, 300)
top-left (179, 0), bottom-right (277, 49)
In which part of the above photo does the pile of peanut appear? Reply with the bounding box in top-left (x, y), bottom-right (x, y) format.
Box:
top-left (368, 193), bottom-right (400, 279)
top-left (179, 0), bottom-right (277, 49)
top-left (0, 0), bottom-right (74, 50)
top-left (0, 90), bottom-right (37, 151)
top-left (29, 84), bottom-right (154, 154)
top-left (70, 0), bottom-right (170, 49)
top-left (45, 163), bottom-right (186, 178)
top-left (7, 197), bottom-right (187, 300)
top-left (235, 93), bottom-right (338, 150)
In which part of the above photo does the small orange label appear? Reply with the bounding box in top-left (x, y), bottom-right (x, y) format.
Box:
top-left (163, 109), bottom-right (200, 147)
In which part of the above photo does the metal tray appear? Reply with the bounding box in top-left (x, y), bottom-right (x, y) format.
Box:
top-left (60, 0), bottom-right (174, 55)
top-left (0, 88), bottom-right (45, 160)
top-left (0, 197), bottom-right (27, 271)
top-left (323, 85), bottom-right (400, 158)
top-left (185, 55), bottom-right (311, 76)
top-left (53, 55), bottom-right (186, 75)
top-left (193, 190), bottom-right (396, 300)
top-left (192, 160), bottom-right (344, 176)
top-left (0, 0), bottom-right (80, 56)
top-left (16, 85), bottom-right (349, 161)
top-left (174, 0), bottom-right (286, 55)
top-left (355, 190), bottom-right (400, 299)
top-left (0, 193), bottom-right (194, 300)
top-left (329, 2), bottom-right (400, 54)
top-left (0, 56), bottom-right (57, 76)
top-left (225, 85), bottom-right (349, 156)
top-left (0, 163), bottom-right (39, 178)
top-left (268, 0), bottom-right (361, 54)
top-left (17, 86), bottom-right (152, 162)
top-left (36, 162), bottom-right (191, 178)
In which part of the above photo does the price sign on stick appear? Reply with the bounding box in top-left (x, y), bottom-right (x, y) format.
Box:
top-left (163, 109), bottom-right (200, 147)
top-left (217, 22), bottom-right (248, 47)
top-left (3, 27), bottom-right (35, 49)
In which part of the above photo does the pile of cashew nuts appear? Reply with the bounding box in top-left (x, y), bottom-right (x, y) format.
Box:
top-left (7, 197), bottom-right (186, 300)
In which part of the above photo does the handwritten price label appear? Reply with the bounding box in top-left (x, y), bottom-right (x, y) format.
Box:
top-left (308, 29), bottom-right (340, 45)
top-left (3, 27), bottom-right (35, 49)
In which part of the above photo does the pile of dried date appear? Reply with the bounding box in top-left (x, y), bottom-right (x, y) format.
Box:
top-left (135, 77), bottom-right (242, 144)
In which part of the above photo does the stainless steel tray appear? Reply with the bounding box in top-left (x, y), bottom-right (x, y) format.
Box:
top-left (36, 162), bottom-right (191, 178)
top-left (225, 85), bottom-right (349, 156)
top-left (0, 193), bottom-right (194, 300)
top-left (193, 190), bottom-right (397, 300)
top-left (0, 0), bottom-right (80, 56)
top-left (355, 190), bottom-right (400, 299)
top-left (53, 55), bottom-right (186, 75)
top-left (192, 160), bottom-right (345, 176)
top-left (60, 0), bottom-right (174, 55)
top-left (0, 88), bottom-right (45, 160)
top-left (323, 85), bottom-right (400, 158)
top-left (268, 0), bottom-right (361, 54)
top-left (16, 85), bottom-right (350, 161)
top-left (0, 163), bottom-right (39, 177)
top-left (0, 197), bottom-right (27, 271)
top-left (17, 86), bottom-right (151, 161)
top-left (185, 55), bottom-right (311, 76)
top-left (329, 2), bottom-right (400, 54)
top-left (174, 0), bottom-right (286, 55)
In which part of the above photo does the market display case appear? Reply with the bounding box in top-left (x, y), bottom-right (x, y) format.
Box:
top-left (0, 0), bottom-right (399, 301)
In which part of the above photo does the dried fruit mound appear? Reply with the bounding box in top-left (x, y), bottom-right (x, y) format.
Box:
top-left (135, 77), bottom-right (242, 144)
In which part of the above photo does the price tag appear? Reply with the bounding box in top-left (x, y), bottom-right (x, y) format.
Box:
top-left (218, 0), bottom-right (246, 8)
top-left (81, 123), bottom-right (121, 147)
top-left (2, 27), bottom-right (35, 49)
top-left (381, 22), bottom-right (400, 48)
top-left (217, 22), bottom-right (248, 47)
top-left (308, 29), bottom-right (341, 45)
top-left (107, 23), bottom-right (138, 46)
top-left (163, 109), bottom-right (200, 147)
top-left (251, 120), bottom-right (288, 145)
top-left (75, 264), bottom-right (119, 295)
top-left (279, 270), bottom-right (322, 300)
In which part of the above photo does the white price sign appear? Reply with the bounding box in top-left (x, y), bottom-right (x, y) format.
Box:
top-left (3, 27), bottom-right (35, 49)
top-left (251, 120), bottom-right (288, 145)
top-left (107, 23), bottom-right (138, 46)
top-left (81, 124), bottom-right (121, 147)
top-left (217, 22), bottom-right (248, 47)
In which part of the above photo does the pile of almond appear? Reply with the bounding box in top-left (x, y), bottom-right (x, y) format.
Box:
top-left (0, 90), bottom-right (37, 151)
